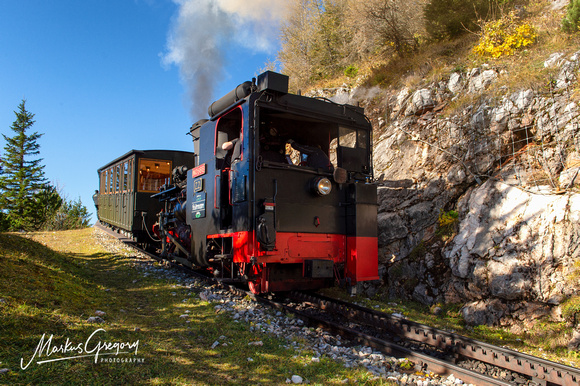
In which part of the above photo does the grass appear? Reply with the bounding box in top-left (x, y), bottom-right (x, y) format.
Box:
top-left (0, 229), bottom-right (394, 385)
top-left (1, 229), bottom-right (578, 384)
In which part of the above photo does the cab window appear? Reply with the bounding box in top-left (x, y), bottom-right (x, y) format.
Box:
top-left (215, 106), bottom-right (243, 164)
top-left (108, 168), bottom-right (113, 193)
top-left (339, 126), bottom-right (357, 148)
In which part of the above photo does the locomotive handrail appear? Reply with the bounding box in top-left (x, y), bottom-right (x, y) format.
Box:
top-left (312, 96), bottom-right (373, 126)
top-left (151, 185), bottom-right (179, 199)
top-left (214, 174), bottom-right (220, 209)
top-left (255, 99), bottom-right (363, 127)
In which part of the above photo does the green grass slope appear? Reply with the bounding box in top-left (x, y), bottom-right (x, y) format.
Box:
top-left (0, 229), bottom-right (383, 385)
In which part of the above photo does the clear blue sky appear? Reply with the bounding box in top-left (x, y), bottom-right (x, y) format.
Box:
top-left (0, 0), bottom-right (283, 223)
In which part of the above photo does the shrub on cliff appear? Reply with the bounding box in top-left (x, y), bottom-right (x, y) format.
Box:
top-left (562, 0), bottom-right (580, 33)
top-left (423, 0), bottom-right (494, 40)
top-left (473, 11), bottom-right (537, 58)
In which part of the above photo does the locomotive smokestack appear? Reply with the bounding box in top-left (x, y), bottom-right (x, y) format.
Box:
top-left (163, 0), bottom-right (287, 119)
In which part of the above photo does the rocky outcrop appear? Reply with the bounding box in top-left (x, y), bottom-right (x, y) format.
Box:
top-left (448, 180), bottom-right (580, 325)
top-left (313, 50), bottom-right (580, 327)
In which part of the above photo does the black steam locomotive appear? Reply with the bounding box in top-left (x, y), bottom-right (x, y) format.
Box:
top-left (98, 71), bottom-right (378, 294)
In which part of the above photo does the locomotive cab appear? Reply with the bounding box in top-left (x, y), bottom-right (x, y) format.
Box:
top-left (157, 71), bottom-right (378, 294)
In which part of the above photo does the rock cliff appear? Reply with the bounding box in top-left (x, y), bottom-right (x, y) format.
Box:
top-left (308, 50), bottom-right (580, 328)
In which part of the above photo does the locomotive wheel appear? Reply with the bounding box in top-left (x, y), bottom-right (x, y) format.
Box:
top-left (247, 264), bottom-right (262, 294)
top-left (248, 279), bottom-right (261, 294)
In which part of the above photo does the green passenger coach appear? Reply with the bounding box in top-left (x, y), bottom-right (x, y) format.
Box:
top-left (96, 150), bottom-right (195, 244)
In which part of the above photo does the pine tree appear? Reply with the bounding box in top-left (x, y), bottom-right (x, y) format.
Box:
top-left (0, 100), bottom-right (47, 231)
top-left (57, 196), bottom-right (91, 230)
top-left (31, 184), bottom-right (63, 230)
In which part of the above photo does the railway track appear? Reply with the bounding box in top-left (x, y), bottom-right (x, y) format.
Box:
top-left (285, 291), bottom-right (580, 386)
top-left (94, 223), bottom-right (580, 385)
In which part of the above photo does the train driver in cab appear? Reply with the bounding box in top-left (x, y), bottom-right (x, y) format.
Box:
top-left (287, 139), bottom-right (333, 172)
top-left (221, 137), bottom-right (241, 165)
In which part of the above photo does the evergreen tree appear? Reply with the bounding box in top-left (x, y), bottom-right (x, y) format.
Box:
top-left (42, 194), bottom-right (91, 231)
top-left (0, 100), bottom-right (47, 231)
top-left (58, 196), bottom-right (91, 230)
top-left (0, 156), bottom-right (4, 230)
top-left (30, 183), bottom-right (63, 230)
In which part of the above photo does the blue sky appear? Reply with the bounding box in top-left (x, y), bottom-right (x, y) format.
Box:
top-left (0, 0), bottom-right (283, 222)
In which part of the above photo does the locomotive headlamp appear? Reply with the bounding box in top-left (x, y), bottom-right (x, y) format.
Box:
top-left (314, 177), bottom-right (332, 196)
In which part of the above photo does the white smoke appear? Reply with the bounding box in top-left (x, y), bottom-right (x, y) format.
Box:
top-left (163, 0), bottom-right (286, 119)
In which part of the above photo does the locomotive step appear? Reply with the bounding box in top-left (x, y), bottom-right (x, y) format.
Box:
top-left (209, 254), bottom-right (233, 262)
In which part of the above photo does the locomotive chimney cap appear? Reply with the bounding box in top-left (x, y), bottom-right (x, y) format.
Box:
top-left (257, 71), bottom-right (289, 94)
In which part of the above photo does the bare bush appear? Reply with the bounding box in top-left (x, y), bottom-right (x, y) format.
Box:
top-left (279, 0), bottom-right (352, 88)
top-left (349, 0), bottom-right (427, 55)
top-left (278, 0), bottom-right (427, 88)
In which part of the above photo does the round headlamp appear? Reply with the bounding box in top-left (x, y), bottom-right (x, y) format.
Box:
top-left (314, 177), bottom-right (332, 196)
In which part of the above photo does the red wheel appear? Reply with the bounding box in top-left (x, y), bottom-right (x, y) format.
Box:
top-left (248, 279), bottom-right (261, 294)
top-left (247, 264), bottom-right (262, 294)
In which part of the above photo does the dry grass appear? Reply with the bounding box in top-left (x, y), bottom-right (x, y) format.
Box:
top-left (307, 0), bottom-right (580, 101)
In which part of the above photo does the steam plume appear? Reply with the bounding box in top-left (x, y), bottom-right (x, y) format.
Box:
top-left (163, 0), bottom-right (286, 119)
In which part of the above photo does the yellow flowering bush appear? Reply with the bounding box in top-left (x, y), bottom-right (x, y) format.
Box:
top-left (473, 12), bottom-right (537, 58)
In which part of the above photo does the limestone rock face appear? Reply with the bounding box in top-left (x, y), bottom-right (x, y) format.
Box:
top-left (446, 180), bottom-right (580, 306)
top-left (405, 89), bottom-right (434, 116)
top-left (468, 68), bottom-right (498, 93)
top-left (312, 51), bottom-right (580, 326)
top-left (447, 72), bottom-right (463, 94)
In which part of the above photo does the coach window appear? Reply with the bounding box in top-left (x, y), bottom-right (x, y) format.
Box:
top-left (119, 164), bottom-right (124, 193)
top-left (125, 160), bottom-right (133, 192)
top-left (108, 168), bottom-right (114, 194)
top-left (101, 171), bottom-right (107, 194)
top-left (115, 165), bottom-right (121, 193)
top-left (127, 159), bottom-right (133, 192)
top-left (138, 158), bottom-right (172, 193)
top-left (123, 162), bottom-right (129, 192)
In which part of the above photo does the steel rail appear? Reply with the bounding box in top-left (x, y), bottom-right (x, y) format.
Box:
top-left (290, 291), bottom-right (580, 386)
top-left (249, 292), bottom-right (510, 386)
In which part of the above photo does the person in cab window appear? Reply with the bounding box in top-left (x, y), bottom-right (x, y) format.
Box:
top-left (287, 139), bottom-right (333, 172)
top-left (222, 137), bottom-right (241, 166)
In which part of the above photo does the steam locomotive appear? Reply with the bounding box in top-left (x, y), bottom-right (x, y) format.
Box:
top-left (98, 71), bottom-right (378, 294)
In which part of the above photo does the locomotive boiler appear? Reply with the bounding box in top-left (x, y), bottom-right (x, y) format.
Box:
top-left (153, 71), bottom-right (379, 294)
